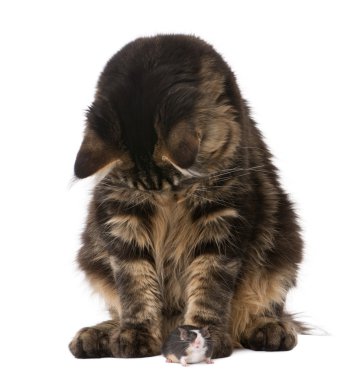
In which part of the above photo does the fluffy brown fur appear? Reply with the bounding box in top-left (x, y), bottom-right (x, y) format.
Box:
top-left (69, 34), bottom-right (303, 359)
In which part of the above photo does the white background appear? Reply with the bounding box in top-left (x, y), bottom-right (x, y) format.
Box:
top-left (0, 0), bottom-right (356, 379)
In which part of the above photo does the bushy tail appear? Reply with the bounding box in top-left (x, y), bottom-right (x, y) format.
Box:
top-left (287, 312), bottom-right (329, 336)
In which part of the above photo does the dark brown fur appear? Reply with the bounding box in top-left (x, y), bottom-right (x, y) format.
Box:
top-left (69, 34), bottom-right (303, 359)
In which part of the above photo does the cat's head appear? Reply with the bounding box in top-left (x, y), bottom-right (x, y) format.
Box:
top-left (74, 35), bottom-right (242, 190)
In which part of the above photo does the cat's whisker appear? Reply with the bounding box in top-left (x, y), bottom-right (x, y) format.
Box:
top-left (162, 156), bottom-right (201, 179)
top-left (238, 146), bottom-right (271, 152)
top-left (207, 165), bottom-right (266, 180)
top-left (190, 192), bottom-right (234, 209)
top-left (187, 169), bottom-right (203, 177)
top-left (208, 172), bottom-right (269, 188)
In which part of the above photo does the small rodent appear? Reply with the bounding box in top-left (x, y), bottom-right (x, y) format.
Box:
top-left (162, 325), bottom-right (213, 366)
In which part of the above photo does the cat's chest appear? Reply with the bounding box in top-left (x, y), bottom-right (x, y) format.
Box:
top-left (105, 189), bottom-right (237, 261)
top-left (104, 191), bottom-right (194, 257)
top-left (151, 194), bottom-right (191, 258)
top-left (150, 194), bottom-right (198, 309)
top-left (104, 189), bottom-right (238, 308)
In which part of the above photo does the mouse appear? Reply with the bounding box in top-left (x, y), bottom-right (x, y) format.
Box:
top-left (162, 325), bottom-right (214, 366)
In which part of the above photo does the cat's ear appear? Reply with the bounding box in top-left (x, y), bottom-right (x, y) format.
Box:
top-left (74, 129), bottom-right (120, 179)
top-left (165, 122), bottom-right (200, 169)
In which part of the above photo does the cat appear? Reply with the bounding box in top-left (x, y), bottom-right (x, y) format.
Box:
top-left (69, 34), bottom-right (304, 359)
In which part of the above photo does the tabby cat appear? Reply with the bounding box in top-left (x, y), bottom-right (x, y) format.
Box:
top-left (69, 34), bottom-right (303, 359)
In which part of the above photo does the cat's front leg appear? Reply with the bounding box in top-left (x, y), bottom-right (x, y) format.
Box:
top-left (109, 255), bottom-right (163, 357)
top-left (183, 253), bottom-right (240, 358)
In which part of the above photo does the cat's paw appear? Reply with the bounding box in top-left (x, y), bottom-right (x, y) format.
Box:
top-left (69, 326), bottom-right (112, 358)
top-left (242, 321), bottom-right (297, 351)
top-left (110, 324), bottom-right (161, 358)
top-left (210, 329), bottom-right (233, 359)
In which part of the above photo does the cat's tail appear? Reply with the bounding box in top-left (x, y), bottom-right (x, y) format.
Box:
top-left (287, 312), bottom-right (329, 336)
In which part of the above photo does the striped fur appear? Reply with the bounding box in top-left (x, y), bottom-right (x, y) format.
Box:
top-left (69, 35), bottom-right (303, 359)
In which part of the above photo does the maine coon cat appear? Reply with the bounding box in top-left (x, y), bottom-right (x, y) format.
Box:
top-left (69, 34), bottom-right (303, 359)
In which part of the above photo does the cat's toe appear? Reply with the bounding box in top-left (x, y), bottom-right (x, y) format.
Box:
top-left (69, 327), bottom-right (112, 358)
top-left (211, 330), bottom-right (233, 359)
top-left (110, 325), bottom-right (161, 358)
top-left (242, 321), bottom-right (297, 351)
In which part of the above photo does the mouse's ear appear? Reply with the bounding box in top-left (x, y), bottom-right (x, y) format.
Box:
top-left (178, 328), bottom-right (189, 341)
top-left (201, 326), bottom-right (210, 338)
